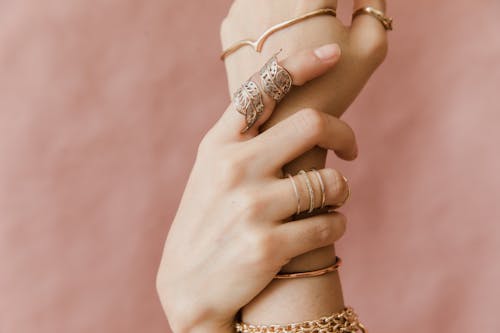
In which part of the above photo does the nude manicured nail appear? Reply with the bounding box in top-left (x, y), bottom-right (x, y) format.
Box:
top-left (314, 44), bottom-right (341, 61)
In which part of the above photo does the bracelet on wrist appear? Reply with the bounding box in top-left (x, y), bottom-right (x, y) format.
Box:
top-left (235, 306), bottom-right (367, 333)
top-left (274, 256), bottom-right (342, 279)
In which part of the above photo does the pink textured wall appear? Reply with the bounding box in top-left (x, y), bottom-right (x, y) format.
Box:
top-left (0, 1), bottom-right (498, 332)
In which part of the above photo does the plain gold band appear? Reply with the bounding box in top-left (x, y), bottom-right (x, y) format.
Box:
top-left (352, 6), bottom-right (393, 31)
top-left (328, 175), bottom-right (350, 211)
top-left (287, 173), bottom-right (301, 216)
top-left (221, 8), bottom-right (337, 60)
top-left (299, 170), bottom-right (315, 213)
top-left (311, 168), bottom-right (326, 209)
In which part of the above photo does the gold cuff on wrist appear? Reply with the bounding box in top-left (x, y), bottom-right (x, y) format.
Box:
top-left (221, 8), bottom-right (337, 60)
top-left (274, 256), bottom-right (342, 279)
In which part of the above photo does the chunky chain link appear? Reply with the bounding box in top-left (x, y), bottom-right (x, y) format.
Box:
top-left (235, 307), bottom-right (367, 333)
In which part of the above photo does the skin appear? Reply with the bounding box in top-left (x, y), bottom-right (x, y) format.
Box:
top-left (220, 0), bottom-right (389, 325)
top-left (156, 46), bottom-right (360, 333)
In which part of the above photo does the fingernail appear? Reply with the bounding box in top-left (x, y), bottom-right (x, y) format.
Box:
top-left (314, 44), bottom-right (341, 61)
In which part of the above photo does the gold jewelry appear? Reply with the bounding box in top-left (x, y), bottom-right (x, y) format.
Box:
top-left (352, 6), bottom-right (393, 31)
top-left (235, 306), bottom-right (367, 333)
top-left (274, 256), bottom-right (342, 279)
top-left (221, 8), bottom-right (337, 60)
top-left (328, 176), bottom-right (350, 211)
top-left (260, 52), bottom-right (293, 102)
top-left (233, 80), bottom-right (265, 133)
top-left (311, 168), bottom-right (326, 209)
top-left (287, 173), bottom-right (301, 216)
top-left (299, 170), bottom-right (315, 213)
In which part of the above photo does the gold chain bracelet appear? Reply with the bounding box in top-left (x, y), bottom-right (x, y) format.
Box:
top-left (235, 307), bottom-right (367, 333)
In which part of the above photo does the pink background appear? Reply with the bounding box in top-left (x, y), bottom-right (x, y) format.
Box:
top-left (1, 1), bottom-right (499, 332)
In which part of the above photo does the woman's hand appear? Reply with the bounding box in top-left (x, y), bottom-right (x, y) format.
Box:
top-left (219, 0), bottom-right (390, 277)
top-left (156, 46), bottom-right (358, 333)
top-left (221, 0), bottom-right (389, 124)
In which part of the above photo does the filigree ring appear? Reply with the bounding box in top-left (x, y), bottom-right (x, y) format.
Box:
top-left (233, 80), bottom-right (265, 134)
top-left (260, 54), bottom-right (293, 102)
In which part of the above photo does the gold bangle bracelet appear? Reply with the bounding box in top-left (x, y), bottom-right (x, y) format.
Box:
top-left (221, 8), bottom-right (337, 60)
top-left (274, 256), bottom-right (342, 279)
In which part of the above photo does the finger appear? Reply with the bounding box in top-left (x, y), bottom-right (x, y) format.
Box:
top-left (250, 109), bottom-right (357, 172)
top-left (212, 43), bottom-right (342, 142)
top-left (349, 0), bottom-right (389, 63)
top-left (272, 212), bottom-right (346, 262)
top-left (266, 168), bottom-right (349, 221)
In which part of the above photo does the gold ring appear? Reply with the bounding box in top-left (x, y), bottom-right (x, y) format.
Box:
top-left (352, 6), bottom-right (393, 31)
top-left (328, 175), bottom-right (350, 211)
top-left (287, 173), bottom-right (301, 216)
top-left (299, 170), bottom-right (315, 214)
top-left (311, 169), bottom-right (326, 209)
top-left (233, 80), bottom-right (265, 133)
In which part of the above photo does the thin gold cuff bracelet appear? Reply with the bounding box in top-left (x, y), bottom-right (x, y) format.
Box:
top-left (274, 256), bottom-right (342, 279)
top-left (221, 8), bottom-right (337, 60)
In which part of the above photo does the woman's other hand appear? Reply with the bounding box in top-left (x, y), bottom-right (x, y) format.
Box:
top-left (156, 46), bottom-right (357, 333)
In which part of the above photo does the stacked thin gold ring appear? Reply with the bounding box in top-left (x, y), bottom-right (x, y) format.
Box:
top-left (329, 175), bottom-right (350, 211)
top-left (287, 169), bottom-right (349, 216)
top-left (299, 170), bottom-right (315, 214)
top-left (287, 173), bottom-right (301, 216)
top-left (311, 168), bottom-right (326, 209)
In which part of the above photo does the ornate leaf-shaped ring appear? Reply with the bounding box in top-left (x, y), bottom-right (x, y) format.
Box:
top-left (233, 80), bottom-right (265, 133)
top-left (260, 54), bottom-right (293, 102)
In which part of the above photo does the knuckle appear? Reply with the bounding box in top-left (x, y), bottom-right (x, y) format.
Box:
top-left (332, 213), bottom-right (347, 239)
top-left (341, 124), bottom-right (358, 160)
top-left (314, 219), bottom-right (335, 243)
top-left (218, 159), bottom-right (244, 187)
top-left (216, 148), bottom-right (254, 188)
top-left (248, 231), bottom-right (276, 265)
top-left (356, 33), bottom-right (389, 65)
top-left (237, 189), bottom-right (265, 220)
top-left (314, 214), bottom-right (347, 244)
top-left (293, 109), bottom-right (326, 139)
top-left (342, 122), bottom-right (356, 146)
